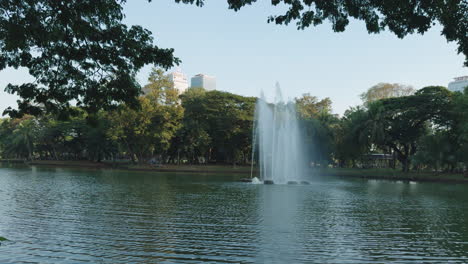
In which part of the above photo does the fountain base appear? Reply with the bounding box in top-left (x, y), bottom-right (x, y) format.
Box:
top-left (241, 178), bottom-right (310, 185)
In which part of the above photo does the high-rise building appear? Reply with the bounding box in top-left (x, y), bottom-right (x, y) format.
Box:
top-left (167, 70), bottom-right (189, 94)
top-left (191, 74), bottom-right (216, 91)
top-left (448, 76), bottom-right (468, 92)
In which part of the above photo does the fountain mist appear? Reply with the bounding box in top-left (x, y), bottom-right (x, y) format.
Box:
top-left (253, 84), bottom-right (308, 184)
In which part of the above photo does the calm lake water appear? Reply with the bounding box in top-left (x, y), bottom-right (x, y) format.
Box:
top-left (0, 166), bottom-right (467, 263)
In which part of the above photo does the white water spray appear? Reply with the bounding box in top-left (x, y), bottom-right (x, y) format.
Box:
top-left (252, 84), bottom-right (308, 184)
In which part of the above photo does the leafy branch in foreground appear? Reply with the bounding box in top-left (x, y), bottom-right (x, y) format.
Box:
top-left (1, 1), bottom-right (466, 118)
top-left (179, 0), bottom-right (468, 66)
top-left (1, 0), bottom-right (178, 117)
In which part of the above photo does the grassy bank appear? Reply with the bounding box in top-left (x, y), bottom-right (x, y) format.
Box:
top-left (2, 160), bottom-right (467, 183)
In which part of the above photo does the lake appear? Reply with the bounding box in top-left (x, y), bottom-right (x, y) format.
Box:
top-left (0, 166), bottom-right (467, 263)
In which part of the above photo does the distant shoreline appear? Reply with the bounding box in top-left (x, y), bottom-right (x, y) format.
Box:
top-left (319, 168), bottom-right (468, 184)
top-left (1, 160), bottom-right (467, 184)
top-left (1, 160), bottom-right (253, 175)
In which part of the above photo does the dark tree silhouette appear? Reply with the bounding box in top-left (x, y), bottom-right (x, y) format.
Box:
top-left (1, 0), bottom-right (178, 117)
top-left (1, 0), bottom-right (466, 117)
top-left (179, 0), bottom-right (467, 66)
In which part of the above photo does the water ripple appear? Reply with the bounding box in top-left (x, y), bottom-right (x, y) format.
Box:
top-left (0, 167), bottom-right (467, 263)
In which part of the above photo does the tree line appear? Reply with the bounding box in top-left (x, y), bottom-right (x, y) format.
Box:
top-left (1, 69), bottom-right (468, 172)
top-left (0, 69), bottom-right (256, 166)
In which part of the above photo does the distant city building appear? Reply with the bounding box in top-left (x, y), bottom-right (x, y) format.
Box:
top-left (191, 74), bottom-right (216, 91)
top-left (167, 70), bottom-right (189, 94)
top-left (141, 69), bottom-right (188, 95)
top-left (448, 76), bottom-right (468, 92)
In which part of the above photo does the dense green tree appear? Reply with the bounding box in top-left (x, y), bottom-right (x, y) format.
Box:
top-left (365, 86), bottom-right (452, 171)
top-left (295, 93), bottom-right (337, 166)
top-left (1, 0), bottom-right (177, 117)
top-left (302, 113), bottom-right (339, 167)
top-left (107, 68), bottom-right (183, 163)
top-left (360, 83), bottom-right (415, 106)
top-left (0, 116), bottom-right (37, 160)
top-left (451, 87), bottom-right (468, 167)
top-left (0, 110), bottom-right (118, 162)
top-left (172, 89), bottom-right (255, 165)
top-left (413, 130), bottom-right (457, 171)
top-left (295, 94), bottom-right (332, 119)
top-left (35, 116), bottom-right (70, 160)
top-left (334, 106), bottom-right (371, 167)
top-left (294, 93), bottom-right (339, 166)
top-left (202, 91), bottom-right (256, 165)
top-left (170, 87), bottom-right (212, 164)
top-left (84, 112), bottom-right (118, 162)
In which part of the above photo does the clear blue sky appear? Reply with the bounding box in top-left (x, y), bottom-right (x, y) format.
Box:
top-left (0, 1), bottom-right (466, 115)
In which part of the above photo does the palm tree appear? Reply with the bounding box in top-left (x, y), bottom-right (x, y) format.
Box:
top-left (9, 118), bottom-right (37, 160)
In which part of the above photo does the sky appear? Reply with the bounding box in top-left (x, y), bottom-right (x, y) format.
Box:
top-left (0, 1), bottom-right (466, 115)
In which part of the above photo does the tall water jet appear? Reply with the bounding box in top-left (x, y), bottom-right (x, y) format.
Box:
top-left (253, 84), bottom-right (308, 184)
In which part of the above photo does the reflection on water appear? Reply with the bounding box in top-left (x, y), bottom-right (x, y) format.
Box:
top-left (0, 166), bottom-right (467, 263)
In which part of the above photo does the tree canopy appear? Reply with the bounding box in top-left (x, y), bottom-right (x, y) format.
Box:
top-left (107, 68), bottom-right (183, 163)
top-left (180, 0), bottom-right (467, 66)
top-left (1, 0), bottom-right (466, 117)
top-left (2, 73), bottom-right (468, 174)
top-left (1, 0), bottom-right (178, 117)
top-left (295, 93), bottom-right (332, 119)
top-left (360, 83), bottom-right (415, 106)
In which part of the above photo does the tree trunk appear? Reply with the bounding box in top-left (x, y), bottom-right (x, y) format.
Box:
top-left (27, 137), bottom-right (33, 161)
top-left (402, 158), bottom-right (409, 172)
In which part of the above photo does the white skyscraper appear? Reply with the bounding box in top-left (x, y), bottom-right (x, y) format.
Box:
top-left (191, 74), bottom-right (216, 91)
top-left (167, 70), bottom-right (189, 94)
top-left (448, 76), bottom-right (468, 92)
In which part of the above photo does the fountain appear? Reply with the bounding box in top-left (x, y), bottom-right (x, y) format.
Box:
top-left (250, 84), bottom-right (309, 184)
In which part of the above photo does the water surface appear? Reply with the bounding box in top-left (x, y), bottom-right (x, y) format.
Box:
top-left (0, 166), bottom-right (467, 263)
